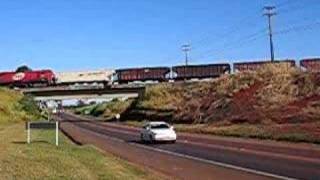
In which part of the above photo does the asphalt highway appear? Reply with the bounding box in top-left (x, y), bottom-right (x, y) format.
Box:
top-left (57, 113), bottom-right (320, 180)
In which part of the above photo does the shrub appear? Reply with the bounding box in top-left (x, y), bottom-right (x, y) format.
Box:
top-left (19, 95), bottom-right (41, 119)
top-left (0, 88), bottom-right (40, 124)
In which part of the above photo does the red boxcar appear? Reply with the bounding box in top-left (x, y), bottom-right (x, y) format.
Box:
top-left (0, 70), bottom-right (56, 87)
top-left (115, 67), bottom-right (170, 83)
top-left (300, 58), bottom-right (320, 72)
top-left (172, 64), bottom-right (230, 80)
top-left (233, 60), bottom-right (296, 72)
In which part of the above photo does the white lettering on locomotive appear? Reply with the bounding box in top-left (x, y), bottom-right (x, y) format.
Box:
top-left (12, 72), bottom-right (25, 81)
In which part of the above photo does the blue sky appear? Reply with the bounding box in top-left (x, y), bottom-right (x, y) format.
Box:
top-left (0, 0), bottom-right (319, 71)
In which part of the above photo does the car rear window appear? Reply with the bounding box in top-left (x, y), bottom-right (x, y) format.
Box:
top-left (150, 124), bottom-right (169, 129)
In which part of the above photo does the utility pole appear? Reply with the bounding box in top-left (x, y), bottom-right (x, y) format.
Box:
top-left (264, 6), bottom-right (276, 62)
top-left (181, 44), bottom-right (191, 66)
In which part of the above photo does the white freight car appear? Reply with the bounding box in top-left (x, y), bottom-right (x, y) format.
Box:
top-left (56, 69), bottom-right (114, 88)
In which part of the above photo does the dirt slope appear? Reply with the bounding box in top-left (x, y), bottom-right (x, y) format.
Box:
top-left (137, 64), bottom-right (320, 125)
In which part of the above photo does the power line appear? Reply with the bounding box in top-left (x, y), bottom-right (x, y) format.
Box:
top-left (191, 3), bottom-right (278, 62)
top-left (275, 20), bottom-right (320, 35)
top-left (171, 1), bottom-right (317, 64)
top-left (192, 2), bottom-right (284, 56)
top-left (194, 28), bottom-right (267, 60)
top-left (193, 21), bottom-right (266, 55)
top-left (192, 16), bottom-right (262, 48)
top-left (173, 2), bottom-right (281, 63)
top-left (277, 13), bottom-right (320, 30)
top-left (276, 0), bottom-right (295, 9)
top-left (191, 2), bottom-right (276, 51)
top-left (213, 16), bottom-right (320, 60)
top-left (195, 27), bottom-right (267, 57)
top-left (198, 18), bottom-right (320, 62)
top-left (199, 34), bottom-right (266, 61)
top-left (278, 0), bottom-right (319, 15)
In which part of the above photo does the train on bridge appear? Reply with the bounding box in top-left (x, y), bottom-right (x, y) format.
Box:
top-left (0, 58), bottom-right (319, 88)
top-left (0, 69), bottom-right (56, 87)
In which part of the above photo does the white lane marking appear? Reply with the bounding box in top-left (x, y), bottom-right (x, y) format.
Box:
top-left (77, 120), bottom-right (320, 164)
top-left (177, 140), bottom-right (320, 164)
top-left (70, 122), bottom-right (297, 180)
top-left (130, 143), bottom-right (298, 180)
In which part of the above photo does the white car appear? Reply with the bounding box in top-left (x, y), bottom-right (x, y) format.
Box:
top-left (140, 122), bottom-right (177, 143)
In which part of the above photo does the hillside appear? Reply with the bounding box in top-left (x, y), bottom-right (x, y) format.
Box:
top-left (0, 88), bottom-right (159, 179)
top-left (137, 64), bottom-right (320, 124)
top-left (74, 98), bottom-right (134, 120)
top-left (75, 64), bottom-right (320, 143)
top-left (0, 88), bottom-right (41, 124)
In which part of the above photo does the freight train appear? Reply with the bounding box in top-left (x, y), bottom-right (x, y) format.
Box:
top-left (300, 58), bottom-right (320, 72)
top-left (172, 63), bottom-right (230, 80)
top-left (113, 64), bottom-right (231, 83)
top-left (233, 60), bottom-right (296, 72)
top-left (0, 58), bottom-right (319, 87)
top-left (114, 67), bottom-right (170, 83)
top-left (55, 69), bottom-right (114, 88)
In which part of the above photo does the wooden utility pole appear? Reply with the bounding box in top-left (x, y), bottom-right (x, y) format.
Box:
top-left (264, 6), bottom-right (276, 62)
top-left (181, 44), bottom-right (191, 66)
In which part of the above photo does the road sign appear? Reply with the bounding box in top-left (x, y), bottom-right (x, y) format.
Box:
top-left (26, 121), bottom-right (59, 146)
top-left (26, 121), bottom-right (57, 129)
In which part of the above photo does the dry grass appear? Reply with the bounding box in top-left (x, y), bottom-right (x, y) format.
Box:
top-left (0, 123), bottom-right (160, 180)
top-left (75, 99), bottom-right (134, 119)
top-left (0, 88), bottom-right (40, 125)
top-left (255, 64), bottom-right (318, 107)
top-left (175, 123), bottom-right (320, 143)
top-left (141, 64), bottom-right (320, 124)
top-left (0, 88), bottom-right (160, 179)
top-left (136, 83), bottom-right (185, 111)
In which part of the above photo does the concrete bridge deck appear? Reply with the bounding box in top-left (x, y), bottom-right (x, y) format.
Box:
top-left (22, 86), bottom-right (145, 101)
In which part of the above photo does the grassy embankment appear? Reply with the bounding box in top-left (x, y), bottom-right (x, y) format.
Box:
top-left (124, 120), bottom-right (320, 143)
top-left (0, 88), bottom-right (159, 179)
top-left (75, 64), bottom-right (320, 144)
top-left (0, 88), bottom-right (41, 125)
top-left (74, 98), bottom-right (134, 120)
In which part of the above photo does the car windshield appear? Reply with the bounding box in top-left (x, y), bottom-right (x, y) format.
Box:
top-left (150, 124), bottom-right (170, 129)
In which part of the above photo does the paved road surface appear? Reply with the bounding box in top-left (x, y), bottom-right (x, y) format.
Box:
top-left (56, 113), bottom-right (320, 180)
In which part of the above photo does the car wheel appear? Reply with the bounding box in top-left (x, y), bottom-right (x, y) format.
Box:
top-left (140, 134), bottom-right (145, 143)
top-left (170, 140), bottom-right (176, 144)
top-left (149, 135), bottom-right (154, 144)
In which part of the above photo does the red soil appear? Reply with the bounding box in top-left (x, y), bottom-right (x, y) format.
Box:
top-left (288, 95), bottom-right (320, 108)
top-left (277, 95), bottom-right (320, 123)
top-left (233, 83), bottom-right (262, 107)
top-left (227, 83), bottom-right (264, 123)
top-left (173, 72), bottom-right (320, 125)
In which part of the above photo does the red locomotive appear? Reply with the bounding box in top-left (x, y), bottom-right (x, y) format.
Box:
top-left (300, 58), bottom-right (320, 72)
top-left (0, 69), bottom-right (56, 87)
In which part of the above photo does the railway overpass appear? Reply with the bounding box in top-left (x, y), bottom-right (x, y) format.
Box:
top-left (22, 86), bottom-right (145, 101)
